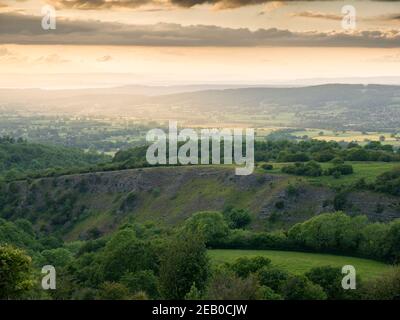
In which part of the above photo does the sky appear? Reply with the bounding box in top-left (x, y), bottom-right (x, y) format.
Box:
top-left (0, 0), bottom-right (399, 88)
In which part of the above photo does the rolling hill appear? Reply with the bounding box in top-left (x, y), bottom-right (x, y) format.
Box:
top-left (2, 165), bottom-right (399, 240)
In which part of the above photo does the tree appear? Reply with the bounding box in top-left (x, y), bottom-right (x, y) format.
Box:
top-left (40, 248), bottom-right (73, 268)
top-left (206, 267), bottom-right (263, 300)
top-left (159, 232), bottom-right (210, 299)
top-left (305, 266), bottom-right (347, 299)
top-left (97, 282), bottom-right (131, 300)
top-left (229, 256), bottom-right (271, 278)
top-left (257, 266), bottom-right (289, 293)
top-left (224, 208), bottom-right (252, 229)
top-left (0, 245), bottom-right (34, 299)
top-left (282, 275), bottom-right (327, 300)
top-left (384, 220), bottom-right (400, 263)
top-left (185, 283), bottom-right (203, 300)
top-left (361, 267), bottom-right (400, 300)
top-left (121, 270), bottom-right (159, 299)
top-left (101, 228), bottom-right (157, 281)
top-left (182, 211), bottom-right (229, 246)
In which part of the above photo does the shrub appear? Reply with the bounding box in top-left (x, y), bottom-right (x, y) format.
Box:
top-left (281, 161), bottom-right (322, 177)
top-left (182, 211), bottom-right (229, 246)
top-left (224, 208), bottom-right (252, 229)
top-left (228, 256), bottom-right (271, 278)
top-left (0, 245), bottom-right (34, 299)
top-left (159, 232), bottom-right (210, 299)
top-left (206, 268), bottom-right (262, 300)
top-left (361, 267), bottom-right (400, 300)
top-left (257, 266), bottom-right (290, 293)
top-left (261, 164), bottom-right (273, 170)
top-left (282, 275), bottom-right (327, 300)
top-left (97, 282), bottom-right (131, 300)
top-left (121, 270), bottom-right (159, 299)
top-left (305, 266), bottom-right (348, 300)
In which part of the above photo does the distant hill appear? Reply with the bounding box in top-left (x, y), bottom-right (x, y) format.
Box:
top-left (0, 84), bottom-right (399, 131)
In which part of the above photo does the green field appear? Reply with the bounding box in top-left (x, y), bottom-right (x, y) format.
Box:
top-left (209, 249), bottom-right (392, 280)
top-left (261, 161), bottom-right (399, 187)
top-left (308, 162), bottom-right (399, 187)
top-left (291, 129), bottom-right (400, 148)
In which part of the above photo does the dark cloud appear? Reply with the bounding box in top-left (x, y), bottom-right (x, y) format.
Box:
top-left (48, 0), bottom-right (153, 10)
top-left (46, 0), bottom-right (279, 10)
top-left (168, 0), bottom-right (268, 9)
top-left (0, 12), bottom-right (399, 47)
top-left (45, 0), bottom-right (400, 10)
top-left (387, 14), bottom-right (400, 20)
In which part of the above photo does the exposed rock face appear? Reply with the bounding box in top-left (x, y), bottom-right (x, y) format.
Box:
top-left (346, 191), bottom-right (400, 222)
top-left (3, 166), bottom-right (400, 239)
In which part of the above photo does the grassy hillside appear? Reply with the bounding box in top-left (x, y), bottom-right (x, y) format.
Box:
top-left (2, 165), bottom-right (400, 241)
top-left (0, 137), bottom-right (110, 180)
top-left (209, 249), bottom-right (392, 280)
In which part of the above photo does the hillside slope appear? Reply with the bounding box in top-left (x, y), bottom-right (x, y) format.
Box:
top-left (2, 166), bottom-right (399, 240)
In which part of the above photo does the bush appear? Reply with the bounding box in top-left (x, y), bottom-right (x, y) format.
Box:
top-left (374, 167), bottom-right (400, 196)
top-left (97, 282), bottom-right (131, 300)
top-left (206, 268), bottom-right (262, 300)
top-left (305, 266), bottom-right (348, 300)
top-left (101, 228), bottom-right (157, 281)
top-left (121, 270), bottom-right (159, 299)
top-left (257, 266), bottom-right (290, 293)
top-left (361, 267), bottom-right (400, 300)
top-left (159, 232), bottom-right (210, 299)
top-left (287, 212), bottom-right (368, 254)
top-left (228, 256), bottom-right (271, 278)
top-left (224, 208), bottom-right (252, 229)
top-left (0, 245), bottom-right (34, 299)
top-left (261, 164), bottom-right (273, 170)
top-left (274, 201), bottom-right (285, 210)
top-left (281, 161), bottom-right (322, 177)
top-left (183, 211), bottom-right (229, 246)
top-left (282, 275), bottom-right (327, 300)
top-left (326, 164), bottom-right (354, 176)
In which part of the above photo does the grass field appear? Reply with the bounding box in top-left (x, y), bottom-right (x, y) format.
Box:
top-left (209, 249), bottom-right (393, 280)
top-left (291, 129), bottom-right (400, 147)
top-left (307, 162), bottom-right (399, 187)
top-left (260, 161), bottom-right (399, 188)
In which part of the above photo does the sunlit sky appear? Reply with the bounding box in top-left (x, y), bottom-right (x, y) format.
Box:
top-left (0, 0), bottom-right (399, 87)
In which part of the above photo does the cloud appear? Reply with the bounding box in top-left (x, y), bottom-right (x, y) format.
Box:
top-left (258, 1), bottom-right (285, 15)
top-left (47, 0), bottom-right (270, 10)
top-left (0, 12), bottom-right (399, 47)
top-left (0, 47), bottom-right (12, 56)
top-left (97, 55), bottom-right (113, 62)
top-left (384, 14), bottom-right (400, 21)
top-left (47, 0), bottom-right (153, 10)
top-left (0, 2), bottom-right (8, 8)
top-left (291, 10), bottom-right (342, 21)
top-left (35, 54), bottom-right (70, 64)
top-left (45, 0), bottom-right (400, 10)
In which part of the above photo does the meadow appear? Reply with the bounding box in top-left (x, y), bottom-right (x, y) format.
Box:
top-left (209, 249), bottom-right (393, 280)
top-left (262, 161), bottom-right (400, 187)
